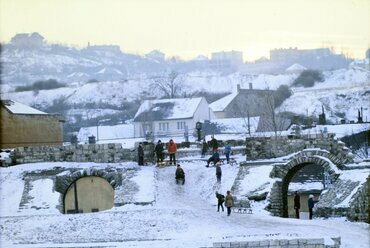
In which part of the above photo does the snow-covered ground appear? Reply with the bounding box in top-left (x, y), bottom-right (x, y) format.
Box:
top-left (1, 157), bottom-right (369, 248)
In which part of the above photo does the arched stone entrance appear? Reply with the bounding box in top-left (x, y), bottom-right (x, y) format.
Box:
top-left (64, 176), bottom-right (114, 214)
top-left (55, 167), bottom-right (122, 214)
top-left (269, 149), bottom-right (341, 217)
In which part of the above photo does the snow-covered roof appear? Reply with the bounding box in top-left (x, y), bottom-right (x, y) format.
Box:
top-left (209, 92), bottom-right (238, 112)
top-left (191, 55), bottom-right (209, 61)
top-left (285, 63), bottom-right (307, 72)
top-left (134, 97), bottom-right (204, 121)
top-left (1, 100), bottom-right (47, 115)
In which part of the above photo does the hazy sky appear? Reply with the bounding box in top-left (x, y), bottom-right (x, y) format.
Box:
top-left (1, 0), bottom-right (369, 61)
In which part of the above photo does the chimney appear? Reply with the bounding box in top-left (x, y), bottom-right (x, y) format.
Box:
top-left (237, 84), bottom-right (241, 92)
top-left (249, 83), bottom-right (253, 90)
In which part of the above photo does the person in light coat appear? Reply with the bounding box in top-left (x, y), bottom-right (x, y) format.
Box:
top-left (225, 190), bottom-right (234, 216)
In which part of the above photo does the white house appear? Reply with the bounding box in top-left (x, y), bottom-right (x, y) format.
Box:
top-left (133, 97), bottom-right (214, 138)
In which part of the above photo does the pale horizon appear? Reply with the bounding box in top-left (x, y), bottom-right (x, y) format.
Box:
top-left (0, 0), bottom-right (369, 61)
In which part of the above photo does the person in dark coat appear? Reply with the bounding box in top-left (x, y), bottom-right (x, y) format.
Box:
top-left (201, 138), bottom-right (209, 158)
top-left (206, 151), bottom-right (220, 167)
top-left (210, 135), bottom-right (218, 153)
top-left (293, 191), bottom-right (300, 219)
top-left (138, 142), bottom-right (144, 165)
top-left (175, 164), bottom-right (185, 185)
top-left (216, 163), bottom-right (222, 183)
top-left (215, 191), bottom-right (225, 212)
top-left (154, 140), bottom-right (164, 163)
top-left (308, 194), bottom-right (318, 219)
top-left (225, 190), bottom-right (234, 216)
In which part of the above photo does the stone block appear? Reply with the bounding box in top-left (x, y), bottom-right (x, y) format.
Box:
top-left (288, 239), bottom-right (299, 245)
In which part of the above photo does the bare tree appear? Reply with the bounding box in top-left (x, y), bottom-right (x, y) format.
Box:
top-left (151, 71), bottom-right (183, 98)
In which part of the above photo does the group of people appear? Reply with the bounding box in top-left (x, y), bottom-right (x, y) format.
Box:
top-left (137, 139), bottom-right (178, 166)
top-left (215, 191), bottom-right (234, 216)
top-left (138, 136), bottom-right (232, 168)
top-left (204, 136), bottom-right (232, 166)
top-left (293, 191), bottom-right (319, 220)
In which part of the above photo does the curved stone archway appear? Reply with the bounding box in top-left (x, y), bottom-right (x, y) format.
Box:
top-left (55, 167), bottom-right (122, 213)
top-left (269, 149), bottom-right (342, 217)
top-left (64, 176), bottom-right (114, 213)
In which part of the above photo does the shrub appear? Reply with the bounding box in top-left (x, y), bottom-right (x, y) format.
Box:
top-left (293, 70), bottom-right (324, 88)
top-left (274, 85), bottom-right (292, 107)
top-left (15, 79), bottom-right (66, 92)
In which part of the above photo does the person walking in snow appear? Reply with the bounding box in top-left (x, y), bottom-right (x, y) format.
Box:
top-left (175, 164), bottom-right (185, 185)
top-left (293, 191), bottom-right (300, 219)
top-left (215, 191), bottom-right (225, 212)
top-left (201, 138), bottom-right (209, 158)
top-left (225, 190), bottom-right (234, 216)
top-left (167, 139), bottom-right (177, 165)
top-left (223, 142), bottom-right (232, 164)
top-left (137, 142), bottom-right (144, 166)
top-left (216, 163), bottom-right (222, 183)
top-left (308, 194), bottom-right (318, 220)
top-left (155, 140), bottom-right (164, 163)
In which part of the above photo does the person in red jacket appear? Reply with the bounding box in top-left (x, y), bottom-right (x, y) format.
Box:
top-left (167, 139), bottom-right (177, 165)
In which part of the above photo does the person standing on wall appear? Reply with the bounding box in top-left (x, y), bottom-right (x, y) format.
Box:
top-left (155, 140), bottom-right (164, 164)
top-left (167, 139), bottom-right (177, 165)
top-left (225, 190), bottom-right (234, 216)
top-left (223, 142), bottom-right (232, 164)
top-left (293, 191), bottom-right (300, 219)
top-left (138, 142), bottom-right (144, 166)
top-left (210, 135), bottom-right (218, 153)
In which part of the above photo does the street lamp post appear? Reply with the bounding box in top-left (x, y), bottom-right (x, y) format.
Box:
top-left (196, 121), bottom-right (202, 142)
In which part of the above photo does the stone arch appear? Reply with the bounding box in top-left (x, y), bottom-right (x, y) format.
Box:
top-left (64, 176), bottom-right (114, 213)
top-left (55, 167), bottom-right (122, 213)
top-left (269, 149), bottom-right (341, 217)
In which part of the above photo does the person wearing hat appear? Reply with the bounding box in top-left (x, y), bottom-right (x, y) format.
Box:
top-left (308, 194), bottom-right (318, 220)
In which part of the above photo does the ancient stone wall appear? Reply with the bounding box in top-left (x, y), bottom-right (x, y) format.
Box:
top-left (207, 237), bottom-right (341, 248)
top-left (245, 133), bottom-right (353, 164)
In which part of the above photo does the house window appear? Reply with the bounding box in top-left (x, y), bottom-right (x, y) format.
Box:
top-left (158, 123), bottom-right (169, 131)
top-left (177, 121), bottom-right (186, 130)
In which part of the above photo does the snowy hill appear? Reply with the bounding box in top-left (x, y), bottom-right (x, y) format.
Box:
top-left (1, 66), bottom-right (369, 127)
top-left (0, 44), bottom-right (169, 85)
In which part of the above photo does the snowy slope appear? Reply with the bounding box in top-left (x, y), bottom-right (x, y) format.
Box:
top-left (0, 159), bottom-right (369, 247)
top-left (1, 67), bottom-right (369, 124)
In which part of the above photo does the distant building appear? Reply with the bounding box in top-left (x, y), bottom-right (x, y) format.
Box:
top-left (86, 44), bottom-right (121, 54)
top-left (0, 100), bottom-right (64, 149)
top-left (366, 48), bottom-right (370, 70)
top-left (210, 50), bottom-right (243, 72)
top-left (10, 32), bottom-right (44, 48)
top-left (209, 84), bottom-right (275, 119)
top-left (133, 97), bottom-right (214, 138)
top-left (269, 47), bottom-right (350, 71)
top-left (270, 47), bottom-right (331, 62)
top-left (146, 50), bottom-right (165, 61)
